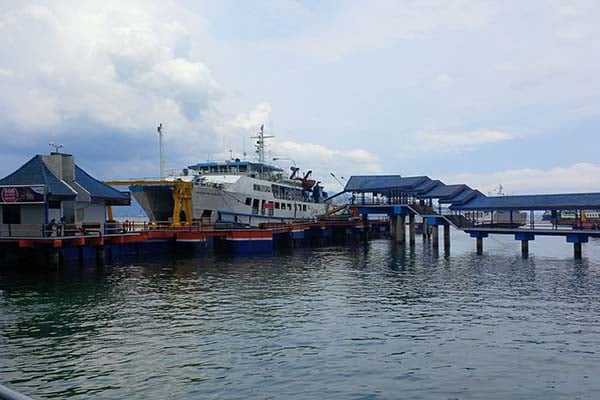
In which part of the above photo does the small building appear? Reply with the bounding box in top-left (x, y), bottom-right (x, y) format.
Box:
top-left (0, 152), bottom-right (130, 235)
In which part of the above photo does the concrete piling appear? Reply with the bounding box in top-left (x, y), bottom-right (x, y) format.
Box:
top-left (521, 240), bottom-right (529, 258)
top-left (431, 224), bottom-right (439, 248)
top-left (574, 242), bottom-right (582, 259)
top-left (443, 224), bottom-right (450, 253)
top-left (408, 214), bottom-right (416, 246)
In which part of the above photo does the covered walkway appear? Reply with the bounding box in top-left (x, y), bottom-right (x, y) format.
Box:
top-left (341, 174), bottom-right (600, 259)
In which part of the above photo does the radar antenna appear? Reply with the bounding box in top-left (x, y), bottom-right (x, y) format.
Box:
top-left (48, 142), bottom-right (64, 153)
top-left (250, 124), bottom-right (274, 163)
top-left (157, 123), bottom-right (165, 180)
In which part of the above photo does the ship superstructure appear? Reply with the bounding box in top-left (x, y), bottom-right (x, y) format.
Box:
top-left (129, 126), bottom-right (330, 226)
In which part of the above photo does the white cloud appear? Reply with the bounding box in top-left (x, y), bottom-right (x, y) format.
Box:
top-left (447, 163), bottom-right (600, 195)
top-left (272, 140), bottom-right (383, 191)
top-left (416, 129), bottom-right (516, 153)
top-left (0, 2), bottom-right (219, 139)
top-left (288, 0), bottom-right (498, 62)
top-left (229, 103), bottom-right (272, 130)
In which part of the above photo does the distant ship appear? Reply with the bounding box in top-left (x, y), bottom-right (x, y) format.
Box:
top-left (130, 126), bottom-right (330, 226)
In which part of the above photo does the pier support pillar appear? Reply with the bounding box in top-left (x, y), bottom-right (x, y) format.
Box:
top-left (431, 224), bottom-right (439, 248)
top-left (96, 246), bottom-right (105, 267)
top-left (408, 214), bottom-right (416, 246)
top-left (574, 242), bottom-right (582, 259)
top-left (443, 224), bottom-right (450, 253)
top-left (515, 233), bottom-right (534, 259)
top-left (521, 240), bottom-right (529, 258)
top-left (422, 218), bottom-right (429, 240)
top-left (566, 234), bottom-right (587, 260)
top-left (470, 232), bottom-right (488, 255)
top-left (393, 215), bottom-right (406, 243)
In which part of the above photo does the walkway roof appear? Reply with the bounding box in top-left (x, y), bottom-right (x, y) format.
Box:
top-left (344, 175), bottom-right (430, 192)
top-left (451, 192), bottom-right (600, 211)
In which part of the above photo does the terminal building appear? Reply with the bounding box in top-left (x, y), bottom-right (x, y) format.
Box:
top-left (0, 152), bottom-right (130, 235)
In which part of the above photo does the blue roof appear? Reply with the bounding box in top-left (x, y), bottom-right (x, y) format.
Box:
top-left (420, 184), bottom-right (469, 199)
top-left (411, 179), bottom-right (442, 194)
top-left (439, 188), bottom-right (483, 204)
top-left (188, 161), bottom-right (283, 172)
top-left (345, 175), bottom-right (430, 192)
top-left (0, 155), bottom-right (76, 199)
top-left (75, 166), bottom-right (130, 205)
top-left (451, 192), bottom-right (600, 211)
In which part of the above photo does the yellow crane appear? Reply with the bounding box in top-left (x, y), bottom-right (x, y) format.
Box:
top-left (104, 180), bottom-right (193, 226)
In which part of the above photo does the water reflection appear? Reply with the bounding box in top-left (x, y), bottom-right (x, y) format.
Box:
top-left (2, 235), bottom-right (600, 399)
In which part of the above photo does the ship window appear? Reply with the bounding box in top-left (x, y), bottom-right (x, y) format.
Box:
top-left (239, 165), bottom-right (247, 172)
top-left (287, 203), bottom-right (292, 210)
top-left (245, 197), bottom-right (252, 206)
top-left (303, 205), bottom-right (307, 211)
top-left (210, 167), bottom-right (217, 173)
top-left (275, 202), bottom-right (280, 209)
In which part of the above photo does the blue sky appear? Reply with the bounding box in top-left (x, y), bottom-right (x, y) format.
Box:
top-left (1, 0), bottom-right (600, 195)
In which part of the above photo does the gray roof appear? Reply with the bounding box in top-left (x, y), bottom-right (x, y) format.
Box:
top-left (0, 155), bottom-right (77, 199)
top-left (451, 192), bottom-right (600, 211)
top-left (75, 166), bottom-right (130, 205)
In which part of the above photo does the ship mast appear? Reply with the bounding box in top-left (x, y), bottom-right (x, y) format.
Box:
top-left (251, 124), bottom-right (274, 163)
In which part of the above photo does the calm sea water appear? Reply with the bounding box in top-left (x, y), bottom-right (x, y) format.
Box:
top-left (2, 231), bottom-right (600, 399)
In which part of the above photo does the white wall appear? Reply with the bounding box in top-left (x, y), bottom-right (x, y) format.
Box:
top-left (20, 204), bottom-right (46, 224)
top-left (76, 202), bottom-right (106, 228)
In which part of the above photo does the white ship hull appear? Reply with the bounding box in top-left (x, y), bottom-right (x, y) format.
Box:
top-left (132, 174), bottom-right (329, 226)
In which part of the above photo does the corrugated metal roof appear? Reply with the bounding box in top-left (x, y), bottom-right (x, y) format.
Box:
top-left (75, 166), bottom-right (130, 205)
top-left (411, 179), bottom-right (442, 194)
top-left (0, 155), bottom-right (77, 198)
top-left (451, 192), bottom-right (600, 211)
top-left (420, 184), bottom-right (469, 199)
top-left (344, 175), bottom-right (429, 192)
top-left (439, 188), bottom-right (483, 204)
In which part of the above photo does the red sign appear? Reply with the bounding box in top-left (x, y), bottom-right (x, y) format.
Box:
top-left (0, 186), bottom-right (45, 204)
top-left (264, 202), bottom-right (274, 209)
top-left (1, 187), bottom-right (18, 203)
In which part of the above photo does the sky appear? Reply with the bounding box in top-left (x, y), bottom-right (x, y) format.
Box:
top-left (1, 0), bottom-right (600, 196)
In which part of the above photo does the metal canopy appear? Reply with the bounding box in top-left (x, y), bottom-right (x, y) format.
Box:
top-left (451, 192), bottom-right (600, 211)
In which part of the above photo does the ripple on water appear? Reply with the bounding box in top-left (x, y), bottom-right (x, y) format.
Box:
top-left (2, 235), bottom-right (600, 399)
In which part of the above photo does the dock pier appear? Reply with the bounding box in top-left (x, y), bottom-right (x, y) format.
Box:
top-left (0, 219), bottom-right (390, 268)
top-left (343, 175), bottom-right (600, 259)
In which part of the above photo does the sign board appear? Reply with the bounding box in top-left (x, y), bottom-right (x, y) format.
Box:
top-left (0, 185), bottom-right (46, 204)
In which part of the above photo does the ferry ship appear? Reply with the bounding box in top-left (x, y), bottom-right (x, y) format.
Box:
top-left (130, 126), bottom-right (331, 226)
